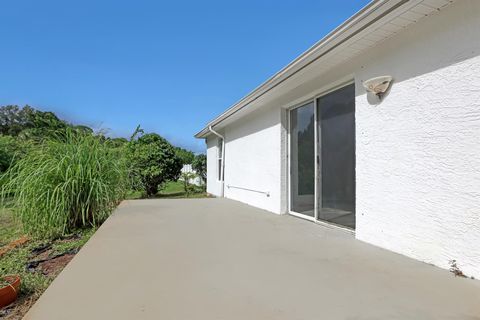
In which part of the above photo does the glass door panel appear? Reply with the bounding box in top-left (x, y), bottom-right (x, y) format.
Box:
top-left (317, 84), bottom-right (355, 229)
top-left (290, 102), bottom-right (315, 217)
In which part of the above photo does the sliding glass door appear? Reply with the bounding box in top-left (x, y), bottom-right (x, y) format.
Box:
top-left (289, 83), bottom-right (355, 229)
top-left (317, 84), bottom-right (355, 229)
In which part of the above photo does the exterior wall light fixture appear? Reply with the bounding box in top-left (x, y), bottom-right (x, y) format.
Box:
top-left (363, 76), bottom-right (393, 99)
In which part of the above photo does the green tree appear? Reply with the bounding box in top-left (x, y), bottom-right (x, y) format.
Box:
top-left (0, 105), bottom-right (95, 141)
top-left (19, 110), bottom-right (67, 139)
top-left (174, 147), bottom-right (195, 165)
top-left (128, 132), bottom-right (182, 197)
top-left (0, 105), bottom-right (35, 136)
top-left (192, 154), bottom-right (206, 184)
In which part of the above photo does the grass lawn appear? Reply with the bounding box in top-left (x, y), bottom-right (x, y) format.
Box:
top-left (126, 180), bottom-right (210, 199)
top-left (161, 180), bottom-right (185, 193)
top-left (158, 180), bottom-right (209, 198)
top-left (0, 204), bottom-right (95, 319)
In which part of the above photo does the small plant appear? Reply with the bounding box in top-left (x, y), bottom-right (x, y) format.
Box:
top-left (0, 278), bottom-right (12, 288)
top-left (180, 172), bottom-right (196, 196)
top-left (192, 154), bottom-right (206, 188)
top-left (449, 260), bottom-right (466, 277)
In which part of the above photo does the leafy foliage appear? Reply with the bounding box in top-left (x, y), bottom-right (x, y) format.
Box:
top-left (175, 147), bottom-right (195, 165)
top-left (0, 105), bottom-right (36, 136)
top-left (20, 110), bottom-right (67, 139)
top-left (180, 171), bottom-right (197, 195)
top-left (128, 132), bottom-right (182, 197)
top-left (2, 131), bottom-right (128, 238)
top-left (192, 154), bottom-right (207, 184)
top-left (1, 105), bottom-right (200, 238)
top-left (0, 105), bottom-right (68, 139)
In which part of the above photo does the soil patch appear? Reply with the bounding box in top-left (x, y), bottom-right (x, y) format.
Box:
top-left (36, 253), bottom-right (75, 278)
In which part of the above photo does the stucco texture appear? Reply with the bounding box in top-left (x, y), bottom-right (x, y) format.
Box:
top-left (223, 105), bottom-right (282, 213)
top-left (204, 1), bottom-right (480, 279)
top-left (355, 0), bottom-right (480, 278)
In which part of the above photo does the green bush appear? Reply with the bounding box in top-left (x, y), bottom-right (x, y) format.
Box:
top-left (128, 133), bottom-right (182, 197)
top-left (1, 131), bottom-right (128, 238)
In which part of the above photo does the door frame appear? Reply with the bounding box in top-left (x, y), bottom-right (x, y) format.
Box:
top-left (287, 99), bottom-right (315, 221)
top-left (287, 79), bottom-right (355, 232)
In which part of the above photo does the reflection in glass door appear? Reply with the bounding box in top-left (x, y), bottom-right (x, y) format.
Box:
top-left (290, 102), bottom-right (315, 217)
top-left (317, 84), bottom-right (355, 229)
top-left (289, 83), bottom-right (355, 229)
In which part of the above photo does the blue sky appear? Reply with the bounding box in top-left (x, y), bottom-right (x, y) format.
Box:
top-left (0, 0), bottom-right (369, 153)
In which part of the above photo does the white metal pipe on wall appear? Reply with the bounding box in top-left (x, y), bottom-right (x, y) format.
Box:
top-left (208, 126), bottom-right (225, 197)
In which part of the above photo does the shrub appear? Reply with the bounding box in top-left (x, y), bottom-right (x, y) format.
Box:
top-left (128, 133), bottom-right (182, 197)
top-left (1, 131), bottom-right (128, 238)
top-left (192, 154), bottom-right (206, 185)
top-left (180, 172), bottom-right (197, 196)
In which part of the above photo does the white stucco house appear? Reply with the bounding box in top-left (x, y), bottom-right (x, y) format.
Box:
top-left (195, 0), bottom-right (480, 279)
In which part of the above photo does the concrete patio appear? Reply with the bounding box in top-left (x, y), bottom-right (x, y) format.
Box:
top-left (25, 198), bottom-right (480, 319)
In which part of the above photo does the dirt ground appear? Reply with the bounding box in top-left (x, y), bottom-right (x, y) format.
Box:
top-left (0, 240), bottom-right (81, 319)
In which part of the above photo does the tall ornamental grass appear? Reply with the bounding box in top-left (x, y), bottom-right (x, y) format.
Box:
top-left (2, 131), bottom-right (128, 238)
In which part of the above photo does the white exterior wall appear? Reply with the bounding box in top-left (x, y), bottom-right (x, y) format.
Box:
top-left (206, 105), bottom-right (283, 213)
top-left (354, 0), bottom-right (480, 278)
top-left (204, 1), bottom-right (480, 278)
top-left (223, 105), bottom-right (282, 213)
